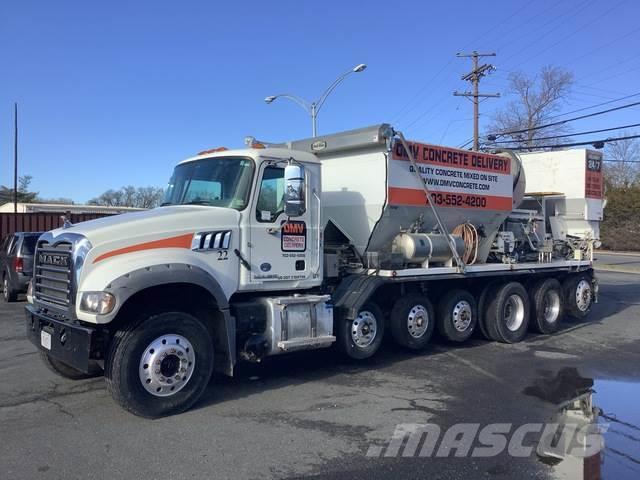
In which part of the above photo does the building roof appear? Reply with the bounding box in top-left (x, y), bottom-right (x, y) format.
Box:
top-left (0, 202), bottom-right (144, 215)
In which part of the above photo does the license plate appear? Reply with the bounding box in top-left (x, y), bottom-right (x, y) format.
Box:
top-left (40, 330), bottom-right (52, 350)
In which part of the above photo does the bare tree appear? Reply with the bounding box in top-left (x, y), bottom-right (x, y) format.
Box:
top-left (487, 65), bottom-right (574, 149)
top-left (604, 131), bottom-right (640, 188)
top-left (89, 186), bottom-right (164, 208)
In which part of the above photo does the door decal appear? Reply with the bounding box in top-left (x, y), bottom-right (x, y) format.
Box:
top-left (281, 221), bottom-right (306, 252)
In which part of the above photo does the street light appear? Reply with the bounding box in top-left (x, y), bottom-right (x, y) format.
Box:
top-left (264, 63), bottom-right (367, 137)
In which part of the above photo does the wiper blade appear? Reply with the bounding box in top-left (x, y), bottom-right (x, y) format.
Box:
top-left (183, 200), bottom-right (213, 206)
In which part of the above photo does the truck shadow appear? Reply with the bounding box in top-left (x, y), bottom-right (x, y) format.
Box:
top-left (193, 276), bottom-right (638, 411)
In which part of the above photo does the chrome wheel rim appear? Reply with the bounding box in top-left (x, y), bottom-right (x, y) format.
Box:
top-left (504, 294), bottom-right (525, 331)
top-left (407, 305), bottom-right (430, 338)
top-left (543, 290), bottom-right (561, 323)
top-left (351, 311), bottom-right (378, 348)
top-left (139, 334), bottom-right (196, 397)
top-left (452, 300), bottom-right (473, 332)
top-left (575, 280), bottom-right (592, 312)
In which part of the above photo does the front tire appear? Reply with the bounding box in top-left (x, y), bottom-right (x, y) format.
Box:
top-left (337, 302), bottom-right (385, 360)
top-left (105, 311), bottom-right (214, 418)
top-left (390, 294), bottom-right (435, 350)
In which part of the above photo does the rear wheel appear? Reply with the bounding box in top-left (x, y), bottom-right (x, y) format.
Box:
top-left (477, 282), bottom-right (499, 340)
top-left (39, 351), bottom-right (101, 380)
top-left (485, 282), bottom-right (530, 343)
top-left (437, 289), bottom-right (477, 342)
top-left (530, 278), bottom-right (563, 334)
top-left (105, 311), bottom-right (214, 418)
top-left (563, 273), bottom-right (593, 319)
top-left (3, 275), bottom-right (17, 302)
top-left (390, 294), bottom-right (435, 350)
top-left (337, 302), bottom-right (385, 360)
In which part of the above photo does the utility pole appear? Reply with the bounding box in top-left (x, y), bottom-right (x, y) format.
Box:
top-left (14, 103), bottom-right (18, 214)
top-left (454, 52), bottom-right (500, 151)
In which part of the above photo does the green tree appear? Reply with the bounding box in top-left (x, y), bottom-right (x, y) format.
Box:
top-left (0, 175), bottom-right (39, 203)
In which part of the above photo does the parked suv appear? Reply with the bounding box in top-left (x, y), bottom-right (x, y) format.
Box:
top-left (1, 232), bottom-right (42, 302)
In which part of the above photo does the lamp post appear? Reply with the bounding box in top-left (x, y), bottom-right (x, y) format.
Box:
top-left (265, 63), bottom-right (367, 137)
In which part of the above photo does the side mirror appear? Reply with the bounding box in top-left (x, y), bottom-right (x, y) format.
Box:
top-left (284, 163), bottom-right (306, 217)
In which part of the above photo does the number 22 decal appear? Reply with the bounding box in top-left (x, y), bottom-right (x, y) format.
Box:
top-left (217, 250), bottom-right (229, 260)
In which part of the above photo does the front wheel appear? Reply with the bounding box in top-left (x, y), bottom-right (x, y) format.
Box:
top-left (337, 302), bottom-right (385, 360)
top-left (105, 311), bottom-right (214, 418)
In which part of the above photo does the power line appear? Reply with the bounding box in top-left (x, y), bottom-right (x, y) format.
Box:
top-left (500, 134), bottom-right (640, 151)
top-left (454, 51), bottom-right (500, 151)
top-left (488, 101), bottom-right (640, 138)
top-left (490, 122), bottom-right (640, 144)
top-left (393, 0), bottom-right (532, 125)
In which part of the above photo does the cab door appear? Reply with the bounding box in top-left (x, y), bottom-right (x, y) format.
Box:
top-left (247, 160), bottom-right (317, 289)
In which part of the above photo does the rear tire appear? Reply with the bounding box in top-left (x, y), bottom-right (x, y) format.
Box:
top-left (105, 311), bottom-right (214, 418)
top-left (563, 273), bottom-right (593, 319)
top-left (3, 275), bottom-right (17, 302)
top-left (485, 282), bottom-right (530, 343)
top-left (530, 278), bottom-right (563, 334)
top-left (337, 302), bottom-right (385, 360)
top-left (477, 282), bottom-right (499, 340)
top-left (436, 289), bottom-right (477, 342)
top-left (390, 294), bottom-right (435, 350)
top-left (39, 350), bottom-right (101, 380)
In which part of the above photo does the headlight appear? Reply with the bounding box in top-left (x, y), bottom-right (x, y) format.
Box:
top-left (80, 292), bottom-right (116, 314)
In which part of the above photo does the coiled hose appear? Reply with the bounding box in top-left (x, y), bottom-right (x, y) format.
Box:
top-left (453, 223), bottom-right (479, 265)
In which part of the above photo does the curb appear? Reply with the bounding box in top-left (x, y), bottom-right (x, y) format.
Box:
top-left (594, 264), bottom-right (640, 275)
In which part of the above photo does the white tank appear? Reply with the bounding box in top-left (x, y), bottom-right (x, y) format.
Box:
top-left (285, 124), bottom-right (526, 264)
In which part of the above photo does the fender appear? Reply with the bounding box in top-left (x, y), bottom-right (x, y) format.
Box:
top-left (102, 263), bottom-right (236, 376)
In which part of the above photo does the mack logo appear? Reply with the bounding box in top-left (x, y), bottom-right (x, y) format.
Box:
top-left (38, 253), bottom-right (69, 267)
top-left (311, 140), bottom-right (327, 151)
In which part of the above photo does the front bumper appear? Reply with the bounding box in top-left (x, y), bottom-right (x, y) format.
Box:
top-left (25, 305), bottom-right (103, 373)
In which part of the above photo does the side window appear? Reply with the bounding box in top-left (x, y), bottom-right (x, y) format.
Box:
top-left (8, 236), bottom-right (19, 256)
top-left (256, 166), bottom-right (285, 222)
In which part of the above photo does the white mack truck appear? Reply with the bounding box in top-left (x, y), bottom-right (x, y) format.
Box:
top-left (26, 124), bottom-right (602, 418)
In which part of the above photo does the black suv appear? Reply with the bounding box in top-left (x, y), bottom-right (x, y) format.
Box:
top-left (1, 232), bottom-right (43, 302)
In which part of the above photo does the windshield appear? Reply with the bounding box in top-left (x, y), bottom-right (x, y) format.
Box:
top-left (162, 156), bottom-right (254, 209)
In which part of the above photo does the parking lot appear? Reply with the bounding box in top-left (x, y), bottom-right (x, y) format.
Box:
top-left (1, 269), bottom-right (639, 479)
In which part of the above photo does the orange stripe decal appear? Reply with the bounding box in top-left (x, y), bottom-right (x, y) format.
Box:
top-left (93, 233), bottom-right (193, 264)
top-left (388, 187), bottom-right (512, 211)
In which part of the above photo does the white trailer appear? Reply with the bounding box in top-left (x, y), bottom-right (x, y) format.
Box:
top-left (25, 124), bottom-right (600, 417)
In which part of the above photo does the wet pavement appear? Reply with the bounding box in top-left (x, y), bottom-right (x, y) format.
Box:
top-left (1, 270), bottom-right (640, 479)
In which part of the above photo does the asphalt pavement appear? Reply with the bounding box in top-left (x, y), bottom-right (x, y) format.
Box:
top-left (595, 251), bottom-right (640, 273)
top-left (1, 271), bottom-right (639, 480)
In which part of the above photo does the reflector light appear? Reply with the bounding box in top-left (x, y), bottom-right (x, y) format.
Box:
top-left (197, 147), bottom-right (229, 155)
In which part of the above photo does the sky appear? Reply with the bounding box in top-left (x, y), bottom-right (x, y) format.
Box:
top-left (1, 0), bottom-right (639, 202)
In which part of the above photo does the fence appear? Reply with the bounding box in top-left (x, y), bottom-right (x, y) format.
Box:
top-left (0, 212), bottom-right (113, 241)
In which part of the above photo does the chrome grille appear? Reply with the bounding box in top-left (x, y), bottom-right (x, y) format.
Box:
top-left (34, 241), bottom-right (72, 309)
